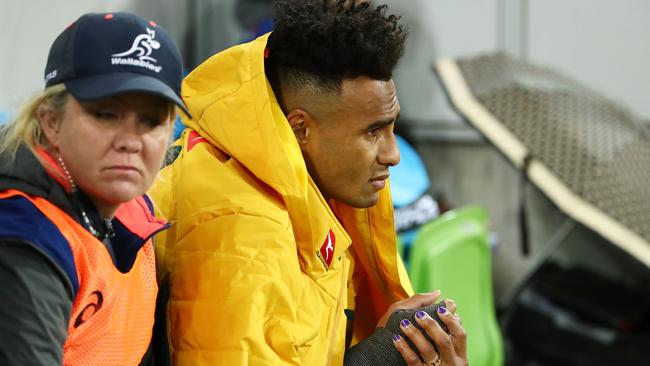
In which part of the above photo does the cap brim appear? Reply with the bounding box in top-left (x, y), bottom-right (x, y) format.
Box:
top-left (65, 72), bottom-right (191, 117)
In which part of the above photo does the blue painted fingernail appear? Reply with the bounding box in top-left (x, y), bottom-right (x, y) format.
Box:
top-left (438, 307), bottom-right (447, 314)
top-left (393, 333), bottom-right (401, 341)
top-left (416, 310), bottom-right (427, 319)
top-left (400, 319), bottom-right (411, 327)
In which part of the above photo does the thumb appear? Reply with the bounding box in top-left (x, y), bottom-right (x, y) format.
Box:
top-left (400, 289), bottom-right (441, 310)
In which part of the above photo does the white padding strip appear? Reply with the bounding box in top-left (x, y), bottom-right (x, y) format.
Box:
top-left (528, 161), bottom-right (650, 267)
top-left (435, 59), bottom-right (528, 168)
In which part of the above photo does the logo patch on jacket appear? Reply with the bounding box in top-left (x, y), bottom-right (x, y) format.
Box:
top-left (316, 229), bottom-right (336, 269)
top-left (187, 130), bottom-right (207, 152)
top-left (74, 290), bottom-right (104, 328)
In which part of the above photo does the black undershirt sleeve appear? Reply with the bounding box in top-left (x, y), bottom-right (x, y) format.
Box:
top-left (344, 302), bottom-right (447, 366)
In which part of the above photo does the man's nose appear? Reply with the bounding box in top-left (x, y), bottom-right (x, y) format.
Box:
top-left (379, 132), bottom-right (400, 167)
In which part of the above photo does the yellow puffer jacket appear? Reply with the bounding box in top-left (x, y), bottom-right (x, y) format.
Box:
top-left (150, 33), bottom-right (413, 366)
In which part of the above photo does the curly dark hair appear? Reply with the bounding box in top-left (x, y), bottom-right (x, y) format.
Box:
top-left (266, 0), bottom-right (408, 97)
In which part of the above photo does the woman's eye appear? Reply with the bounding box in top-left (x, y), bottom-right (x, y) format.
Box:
top-left (141, 116), bottom-right (163, 127)
top-left (94, 110), bottom-right (118, 120)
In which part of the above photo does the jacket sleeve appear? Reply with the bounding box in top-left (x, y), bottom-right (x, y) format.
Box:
top-left (0, 239), bottom-right (73, 366)
top-left (166, 214), bottom-right (304, 366)
top-left (344, 303), bottom-right (448, 365)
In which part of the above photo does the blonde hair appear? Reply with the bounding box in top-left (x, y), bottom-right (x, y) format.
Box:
top-left (0, 84), bottom-right (68, 158)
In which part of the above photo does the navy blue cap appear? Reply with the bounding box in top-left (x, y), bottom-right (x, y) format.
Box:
top-left (44, 12), bottom-right (190, 116)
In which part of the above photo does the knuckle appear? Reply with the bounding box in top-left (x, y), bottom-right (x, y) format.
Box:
top-left (419, 343), bottom-right (435, 355)
top-left (439, 335), bottom-right (453, 349)
top-left (405, 354), bottom-right (420, 364)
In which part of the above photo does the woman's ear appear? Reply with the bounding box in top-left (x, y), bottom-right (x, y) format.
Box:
top-left (37, 102), bottom-right (61, 149)
top-left (286, 108), bottom-right (311, 145)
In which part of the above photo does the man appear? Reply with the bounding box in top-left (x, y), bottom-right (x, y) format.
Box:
top-left (151, 1), bottom-right (466, 365)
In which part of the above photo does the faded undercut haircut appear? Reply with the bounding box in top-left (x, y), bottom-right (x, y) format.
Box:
top-left (266, 0), bottom-right (408, 109)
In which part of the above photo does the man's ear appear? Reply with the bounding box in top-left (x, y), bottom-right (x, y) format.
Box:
top-left (37, 102), bottom-right (61, 149)
top-left (286, 108), bottom-right (312, 145)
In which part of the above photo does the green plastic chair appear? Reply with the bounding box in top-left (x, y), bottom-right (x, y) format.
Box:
top-left (408, 206), bottom-right (504, 366)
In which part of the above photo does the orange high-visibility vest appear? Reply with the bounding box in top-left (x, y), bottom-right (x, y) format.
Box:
top-left (0, 189), bottom-right (158, 365)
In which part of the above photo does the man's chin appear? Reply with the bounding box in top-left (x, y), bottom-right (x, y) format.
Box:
top-left (343, 193), bottom-right (380, 209)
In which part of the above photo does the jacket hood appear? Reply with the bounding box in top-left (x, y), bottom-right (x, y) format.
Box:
top-left (179, 33), bottom-right (412, 321)
top-left (182, 34), bottom-right (308, 211)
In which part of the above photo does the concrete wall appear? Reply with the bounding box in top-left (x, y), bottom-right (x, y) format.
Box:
top-left (387, 0), bottom-right (650, 126)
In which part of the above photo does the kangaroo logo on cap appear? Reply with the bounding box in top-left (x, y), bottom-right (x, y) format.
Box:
top-left (111, 28), bottom-right (163, 73)
top-left (113, 28), bottom-right (160, 62)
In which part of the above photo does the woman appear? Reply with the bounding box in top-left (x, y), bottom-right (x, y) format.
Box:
top-left (0, 12), bottom-right (189, 365)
